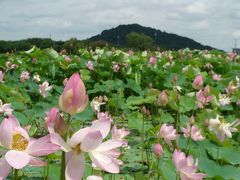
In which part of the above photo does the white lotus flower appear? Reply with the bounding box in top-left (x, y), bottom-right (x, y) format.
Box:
top-left (90, 99), bottom-right (105, 114)
top-left (142, 51), bottom-right (147, 57)
top-left (209, 115), bottom-right (239, 142)
top-left (173, 85), bottom-right (182, 92)
top-left (33, 74), bottom-right (41, 83)
top-left (0, 99), bottom-right (13, 116)
top-left (236, 76), bottom-right (240, 87)
top-left (39, 81), bottom-right (52, 98)
top-left (218, 94), bottom-right (231, 106)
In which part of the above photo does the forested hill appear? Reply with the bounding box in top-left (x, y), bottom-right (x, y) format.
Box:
top-left (89, 24), bottom-right (213, 50)
top-left (0, 24), bottom-right (215, 53)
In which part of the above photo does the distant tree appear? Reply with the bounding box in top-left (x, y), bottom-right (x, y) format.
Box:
top-left (63, 38), bottom-right (83, 54)
top-left (126, 32), bottom-right (154, 50)
top-left (27, 38), bottom-right (54, 49)
top-left (89, 40), bottom-right (109, 50)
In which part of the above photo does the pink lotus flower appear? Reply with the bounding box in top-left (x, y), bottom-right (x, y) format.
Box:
top-left (0, 117), bottom-right (59, 179)
top-left (113, 64), bottom-right (120, 72)
top-left (212, 74), bottom-right (221, 81)
top-left (192, 75), bottom-right (203, 90)
top-left (59, 73), bottom-right (88, 116)
top-left (93, 112), bottom-right (112, 137)
top-left (39, 81), bottom-right (52, 98)
top-left (6, 61), bottom-right (17, 70)
top-left (149, 56), bottom-right (157, 65)
top-left (86, 61), bottom-right (94, 71)
top-left (20, 71), bottom-right (30, 82)
top-left (111, 125), bottom-right (130, 145)
top-left (181, 124), bottom-right (204, 141)
top-left (0, 71), bottom-right (4, 83)
top-left (158, 124), bottom-right (179, 146)
top-left (50, 112), bottom-right (123, 179)
top-left (153, 143), bottom-right (163, 157)
top-left (173, 149), bottom-right (206, 180)
top-left (197, 87), bottom-right (212, 108)
top-left (0, 99), bottom-right (13, 116)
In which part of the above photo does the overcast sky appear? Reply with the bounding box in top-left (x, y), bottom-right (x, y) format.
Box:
top-left (0, 0), bottom-right (239, 51)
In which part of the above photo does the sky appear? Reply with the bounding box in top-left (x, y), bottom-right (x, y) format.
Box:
top-left (0, 0), bottom-right (239, 51)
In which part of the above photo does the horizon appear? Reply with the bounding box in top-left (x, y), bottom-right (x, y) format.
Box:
top-left (0, 0), bottom-right (239, 51)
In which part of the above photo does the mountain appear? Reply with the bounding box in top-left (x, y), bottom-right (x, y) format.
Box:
top-left (89, 24), bottom-right (213, 50)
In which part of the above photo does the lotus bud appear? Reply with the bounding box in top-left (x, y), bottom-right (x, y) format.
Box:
top-left (205, 119), bottom-right (209, 127)
top-left (76, 57), bottom-right (81, 62)
top-left (236, 99), bottom-right (240, 106)
top-left (203, 85), bottom-right (210, 96)
top-left (45, 108), bottom-right (65, 134)
top-left (192, 75), bottom-right (203, 90)
top-left (59, 73), bottom-right (88, 116)
top-left (32, 57), bottom-right (37, 63)
top-left (45, 107), bottom-right (68, 135)
top-left (146, 109), bottom-right (151, 116)
top-left (103, 95), bottom-right (108, 102)
top-left (231, 52), bottom-right (237, 62)
top-left (148, 82), bottom-right (153, 88)
top-left (128, 50), bottom-right (134, 56)
top-left (172, 75), bottom-right (178, 84)
top-left (54, 114), bottom-right (68, 136)
top-left (153, 143), bottom-right (163, 157)
top-left (0, 71), bottom-right (4, 83)
top-left (190, 116), bottom-right (195, 125)
top-left (157, 90), bottom-right (168, 107)
top-left (168, 54), bottom-right (173, 64)
top-left (141, 106), bottom-right (147, 114)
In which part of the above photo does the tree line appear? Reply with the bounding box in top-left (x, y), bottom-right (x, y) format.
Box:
top-left (0, 32), bottom-right (205, 54)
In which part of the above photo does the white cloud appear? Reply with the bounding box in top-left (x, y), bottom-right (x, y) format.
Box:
top-left (190, 20), bottom-right (210, 30)
top-left (185, 1), bottom-right (209, 14)
top-left (232, 31), bottom-right (240, 38)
